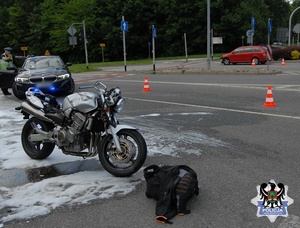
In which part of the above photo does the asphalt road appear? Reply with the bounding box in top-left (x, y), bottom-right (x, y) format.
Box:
top-left (4, 63), bottom-right (300, 228)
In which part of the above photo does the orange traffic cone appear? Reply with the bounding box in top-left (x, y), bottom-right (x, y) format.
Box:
top-left (252, 59), bottom-right (256, 66)
top-left (281, 58), bottom-right (286, 66)
top-left (142, 76), bottom-right (151, 92)
top-left (263, 85), bottom-right (276, 107)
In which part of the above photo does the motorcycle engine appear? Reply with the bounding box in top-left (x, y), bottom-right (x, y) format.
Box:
top-left (54, 112), bottom-right (87, 151)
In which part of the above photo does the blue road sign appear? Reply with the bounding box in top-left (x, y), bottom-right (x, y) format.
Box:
top-left (121, 21), bottom-right (128, 31)
top-left (152, 27), bottom-right (157, 38)
top-left (251, 17), bottom-right (255, 32)
top-left (268, 18), bottom-right (272, 35)
top-left (246, 30), bottom-right (253, 37)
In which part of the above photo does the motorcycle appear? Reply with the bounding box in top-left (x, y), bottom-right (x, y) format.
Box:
top-left (16, 81), bottom-right (147, 177)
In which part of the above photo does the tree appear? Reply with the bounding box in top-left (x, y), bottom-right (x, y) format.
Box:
top-left (4, 0), bottom-right (41, 54)
top-left (0, 0), bottom-right (295, 62)
top-left (0, 0), bottom-right (18, 50)
top-left (264, 0), bottom-right (290, 43)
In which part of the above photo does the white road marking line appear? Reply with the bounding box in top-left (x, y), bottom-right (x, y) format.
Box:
top-left (111, 79), bottom-right (300, 91)
top-left (127, 97), bottom-right (300, 120)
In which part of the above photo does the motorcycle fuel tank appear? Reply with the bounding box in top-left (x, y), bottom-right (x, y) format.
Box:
top-left (63, 92), bottom-right (98, 117)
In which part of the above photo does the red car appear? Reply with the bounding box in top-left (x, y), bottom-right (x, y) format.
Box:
top-left (220, 46), bottom-right (267, 65)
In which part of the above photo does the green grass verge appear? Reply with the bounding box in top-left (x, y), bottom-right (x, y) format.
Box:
top-left (68, 54), bottom-right (223, 73)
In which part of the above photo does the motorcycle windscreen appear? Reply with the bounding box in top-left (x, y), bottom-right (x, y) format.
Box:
top-left (62, 92), bottom-right (98, 116)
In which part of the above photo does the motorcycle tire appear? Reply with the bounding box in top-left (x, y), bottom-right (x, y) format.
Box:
top-left (22, 117), bottom-right (55, 159)
top-left (98, 129), bottom-right (147, 177)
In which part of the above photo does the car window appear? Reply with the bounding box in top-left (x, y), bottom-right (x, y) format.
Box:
top-left (233, 48), bottom-right (243, 54)
top-left (254, 48), bottom-right (261, 52)
top-left (261, 47), bottom-right (267, 52)
top-left (36, 59), bottom-right (51, 68)
top-left (23, 57), bottom-right (64, 70)
top-left (49, 59), bottom-right (63, 68)
top-left (25, 60), bottom-right (36, 69)
top-left (244, 47), bottom-right (254, 53)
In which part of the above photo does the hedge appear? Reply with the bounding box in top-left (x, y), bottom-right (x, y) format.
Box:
top-left (272, 46), bottom-right (300, 60)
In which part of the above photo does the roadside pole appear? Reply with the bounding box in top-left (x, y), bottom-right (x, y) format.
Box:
top-left (207, 0), bottom-right (211, 70)
top-left (267, 18), bottom-right (272, 71)
top-left (184, 33), bottom-right (188, 62)
top-left (122, 16), bottom-right (127, 72)
top-left (83, 20), bottom-right (88, 69)
top-left (152, 25), bottom-right (156, 72)
top-left (68, 21), bottom-right (89, 69)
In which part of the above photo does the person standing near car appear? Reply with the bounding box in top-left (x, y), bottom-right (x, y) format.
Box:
top-left (2, 47), bottom-right (13, 62)
top-left (1, 47), bottom-right (26, 95)
top-left (1, 47), bottom-right (14, 95)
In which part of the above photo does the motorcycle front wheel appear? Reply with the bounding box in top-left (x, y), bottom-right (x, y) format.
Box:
top-left (98, 129), bottom-right (147, 177)
top-left (22, 117), bottom-right (55, 159)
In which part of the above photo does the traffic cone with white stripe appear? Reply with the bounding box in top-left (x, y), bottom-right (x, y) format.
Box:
top-left (281, 58), bottom-right (286, 66)
top-left (263, 85), bottom-right (276, 107)
top-left (142, 76), bottom-right (151, 92)
top-left (252, 59), bottom-right (256, 66)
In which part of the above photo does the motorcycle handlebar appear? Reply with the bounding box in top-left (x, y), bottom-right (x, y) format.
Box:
top-left (80, 81), bottom-right (106, 89)
top-left (79, 81), bottom-right (107, 93)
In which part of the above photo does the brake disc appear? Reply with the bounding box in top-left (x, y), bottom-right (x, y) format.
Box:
top-left (109, 138), bottom-right (136, 163)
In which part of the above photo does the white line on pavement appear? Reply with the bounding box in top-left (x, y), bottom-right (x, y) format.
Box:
top-left (127, 97), bottom-right (300, 120)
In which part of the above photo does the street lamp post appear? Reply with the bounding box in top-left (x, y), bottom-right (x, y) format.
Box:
top-left (288, 6), bottom-right (300, 46)
top-left (71, 20), bottom-right (89, 69)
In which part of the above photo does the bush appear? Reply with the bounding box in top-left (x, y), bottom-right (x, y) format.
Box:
top-left (291, 50), bottom-right (300, 59)
top-left (272, 46), bottom-right (300, 60)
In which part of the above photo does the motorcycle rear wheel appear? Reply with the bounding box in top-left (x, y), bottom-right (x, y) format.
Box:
top-left (98, 129), bottom-right (147, 177)
top-left (22, 117), bottom-right (55, 159)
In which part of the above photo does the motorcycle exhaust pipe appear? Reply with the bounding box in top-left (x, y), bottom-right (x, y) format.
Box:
top-left (21, 101), bottom-right (53, 123)
top-left (28, 121), bottom-right (55, 143)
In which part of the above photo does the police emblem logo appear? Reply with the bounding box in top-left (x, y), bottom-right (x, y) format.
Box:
top-left (251, 179), bottom-right (294, 222)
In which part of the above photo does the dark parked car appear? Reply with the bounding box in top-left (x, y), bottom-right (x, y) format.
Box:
top-left (220, 46), bottom-right (268, 65)
top-left (0, 60), bottom-right (18, 89)
top-left (13, 55), bottom-right (75, 99)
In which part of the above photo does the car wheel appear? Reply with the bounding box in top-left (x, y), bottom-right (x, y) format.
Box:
top-left (65, 78), bottom-right (75, 95)
top-left (252, 57), bottom-right (260, 65)
top-left (223, 58), bottom-right (230, 65)
top-left (12, 82), bottom-right (26, 99)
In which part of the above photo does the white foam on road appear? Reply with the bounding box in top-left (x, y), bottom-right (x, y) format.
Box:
top-left (0, 96), bottom-right (227, 225)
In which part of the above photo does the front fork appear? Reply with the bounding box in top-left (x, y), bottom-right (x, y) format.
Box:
top-left (106, 124), bottom-right (138, 154)
top-left (104, 106), bottom-right (123, 153)
top-left (109, 125), bottom-right (122, 153)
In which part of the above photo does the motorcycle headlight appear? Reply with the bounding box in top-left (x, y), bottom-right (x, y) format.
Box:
top-left (57, 74), bottom-right (70, 79)
top-left (15, 77), bottom-right (29, 82)
top-left (111, 87), bottom-right (122, 102)
top-left (114, 98), bottom-right (125, 113)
